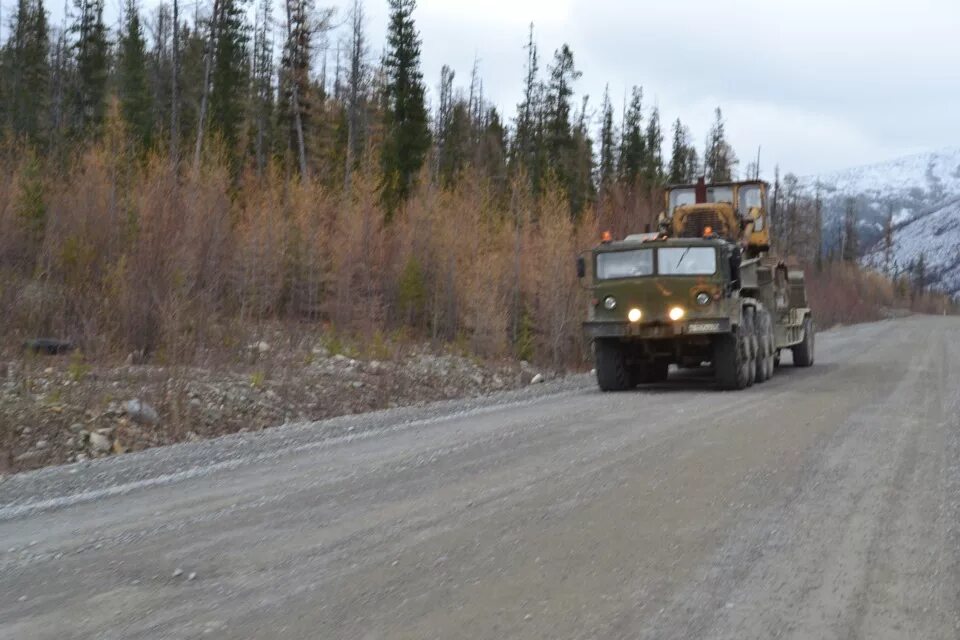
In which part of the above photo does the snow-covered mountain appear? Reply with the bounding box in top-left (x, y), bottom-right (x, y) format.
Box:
top-left (799, 147), bottom-right (960, 295)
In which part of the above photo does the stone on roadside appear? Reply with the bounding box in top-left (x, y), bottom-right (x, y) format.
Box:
top-left (124, 399), bottom-right (159, 425)
top-left (88, 432), bottom-right (111, 453)
top-left (530, 373), bottom-right (544, 385)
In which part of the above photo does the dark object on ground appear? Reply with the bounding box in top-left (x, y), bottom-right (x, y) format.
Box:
top-left (23, 338), bottom-right (75, 355)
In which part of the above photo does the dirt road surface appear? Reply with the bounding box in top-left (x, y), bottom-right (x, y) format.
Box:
top-left (2, 316), bottom-right (959, 639)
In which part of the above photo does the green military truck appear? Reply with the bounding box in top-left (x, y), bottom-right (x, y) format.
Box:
top-left (578, 178), bottom-right (814, 391)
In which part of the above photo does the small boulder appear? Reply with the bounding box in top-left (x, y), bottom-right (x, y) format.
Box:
top-left (530, 373), bottom-right (545, 385)
top-left (124, 399), bottom-right (159, 425)
top-left (88, 432), bottom-right (111, 453)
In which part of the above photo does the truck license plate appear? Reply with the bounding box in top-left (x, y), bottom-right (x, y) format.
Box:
top-left (687, 322), bottom-right (721, 334)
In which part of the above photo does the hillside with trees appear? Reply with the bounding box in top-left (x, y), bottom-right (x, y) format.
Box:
top-left (0, 0), bottom-right (952, 372)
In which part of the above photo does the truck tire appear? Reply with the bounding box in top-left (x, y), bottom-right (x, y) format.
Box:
top-left (754, 309), bottom-right (770, 383)
top-left (756, 310), bottom-right (776, 383)
top-left (635, 361), bottom-right (669, 384)
top-left (743, 307), bottom-right (757, 387)
top-left (713, 325), bottom-right (750, 391)
top-left (792, 316), bottom-right (815, 367)
top-left (595, 339), bottom-right (635, 391)
top-left (765, 314), bottom-right (777, 379)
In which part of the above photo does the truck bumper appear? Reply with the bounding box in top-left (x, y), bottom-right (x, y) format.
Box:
top-left (583, 319), bottom-right (732, 340)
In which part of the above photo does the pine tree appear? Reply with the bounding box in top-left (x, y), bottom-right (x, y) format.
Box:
top-left (882, 206), bottom-right (895, 275)
top-left (842, 197), bottom-right (858, 263)
top-left (704, 107), bottom-right (737, 182)
top-left (209, 0), bottom-right (249, 154)
top-left (381, 0), bottom-right (430, 212)
top-left (279, 0), bottom-right (318, 175)
top-left (597, 85), bottom-right (616, 190)
top-left (511, 23), bottom-right (544, 190)
top-left (72, 0), bottom-right (109, 134)
top-left (117, 0), bottom-right (153, 149)
top-left (251, 0), bottom-right (274, 173)
top-left (0, 0), bottom-right (50, 143)
top-left (617, 86), bottom-right (645, 185)
top-left (667, 118), bottom-right (688, 184)
top-left (914, 252), bottom-right (927, 294)
top-left (643, 105), bottom-right (663, 183)
top-left (344, 0), bottom-right (368, 187)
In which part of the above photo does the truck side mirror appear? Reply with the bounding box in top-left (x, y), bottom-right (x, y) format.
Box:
top-left (576, 256), bottom-right (586, 279)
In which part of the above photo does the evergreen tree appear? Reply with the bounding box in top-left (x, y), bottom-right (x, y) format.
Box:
top-left (72, 0), bottom-right (109, 133)
top-left (914, 252), bottom-right (927, 294)
top-left (882, 206), bottom-right (895, 275)
top-left (251, 0), bottom-right (275, 172)
top-left (381, 0), bottom-right (430, 212)
top-left (117, 0), bottom-right (153, 148)
top-left (511, 24), bottom-right (544, 189)
top-left (704, 107), bottom-right (738, 182)
top-left (0, 0), bottom-right (50, 143)
top-left (684, 146), bottom-right (700, 182)
top-left (667, 118), bottom-right (688, 184)
top-left (597, 85), bottom-right (616, 190)
top-left (209, 0), bottom-right (249, 153)
top-left (842, 197), bottom-right (858, 263)
top-left (643, 105), bottom-right (663, 182)
top-left (617, 86), bottom-right (645, 185)
top-left (344, 0), bottom-right (368, 186)
top-left (475, 106), bottom-right (507, 191)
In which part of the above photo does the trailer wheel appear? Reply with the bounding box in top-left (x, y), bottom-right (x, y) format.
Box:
top-left (594, 339), bottom-right (635, 391)
top-left (743, 307), bottom-right (757, 387)
top-left (754, 310), bottom-right (771, 383)
top-left (714, 324), bottom-right (750, 390)
top-left (792, 316), bottom-right (815, 367)
top-left (765, 315), bottom-right (777, 379)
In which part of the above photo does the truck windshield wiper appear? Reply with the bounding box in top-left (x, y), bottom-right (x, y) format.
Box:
top-left (675, 247), bottom-right (691, 270)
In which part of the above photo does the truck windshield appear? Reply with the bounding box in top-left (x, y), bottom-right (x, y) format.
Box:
top-left (668, 187), bottom-right (734, 214)
top-left (596, 249), bottom-right (654, 280)
top-left (658, 247), bottom-right (717, 275)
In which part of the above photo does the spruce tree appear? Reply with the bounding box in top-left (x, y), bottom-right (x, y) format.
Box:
top-left (667, 118), bottom-right (688, 184)
top-left (0, 0), bottom-right (50, 143)
top-left (511, 24), bottom-right (544, 190)
top-left (381, 0), bottom-right (430, 212)
top-left (597, 85), bottom-right (616, 190)
top-left (842, 198), bottom-right (858, 263)
top-left (704, 107), bottom-right (738, 182)
top-left (618, 86), bottom-right (645, 186)
top-left (72, 0), bottom-right (109, 133)
top-left (117, 0), bottom-right (153, 148)
top-left (209, 0), bottom-right (249, 154)
top-left (644, 105), bottom-right (663, 183)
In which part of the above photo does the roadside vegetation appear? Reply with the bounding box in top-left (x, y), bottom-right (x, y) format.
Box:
top-left (0, 0), bottom-right (954, 471)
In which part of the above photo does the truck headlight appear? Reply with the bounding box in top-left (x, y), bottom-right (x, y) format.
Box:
top-left (603, 296), bottom-right (617, 310)
top-left (696, 292), bottom-right (711, 306)
top-left (628, 308), bottom-right (642, 323)
top-left (669, 306), bottom-right (685, 321)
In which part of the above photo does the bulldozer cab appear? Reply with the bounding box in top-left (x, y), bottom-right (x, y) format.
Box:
top-left (662, 179), bottom-right (770, 256)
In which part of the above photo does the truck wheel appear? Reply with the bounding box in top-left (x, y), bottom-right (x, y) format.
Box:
top-left (713, 327), bottom-right (750, 390)
top-left (765, 315), bottom-right (777, 379)
top-left (792, 316), bottom-right (815, 367)
top-left (595, 339), bottom-right (635, 391)
top-left (635, 361), bottom-right (669, 384)
top-left (754, 310), bottom-right (770, 383)
top-left (743, 307), bottom-right (757, 387)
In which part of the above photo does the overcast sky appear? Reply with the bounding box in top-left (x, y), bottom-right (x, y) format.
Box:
top-left (352, 0), bottom-right (960, 177)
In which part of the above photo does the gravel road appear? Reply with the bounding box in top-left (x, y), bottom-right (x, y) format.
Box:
top-left (1, 315), bottom-right (959, 639)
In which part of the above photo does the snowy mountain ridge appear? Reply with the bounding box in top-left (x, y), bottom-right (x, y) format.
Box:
top-left (798, 147), bottom-right (960, 296)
